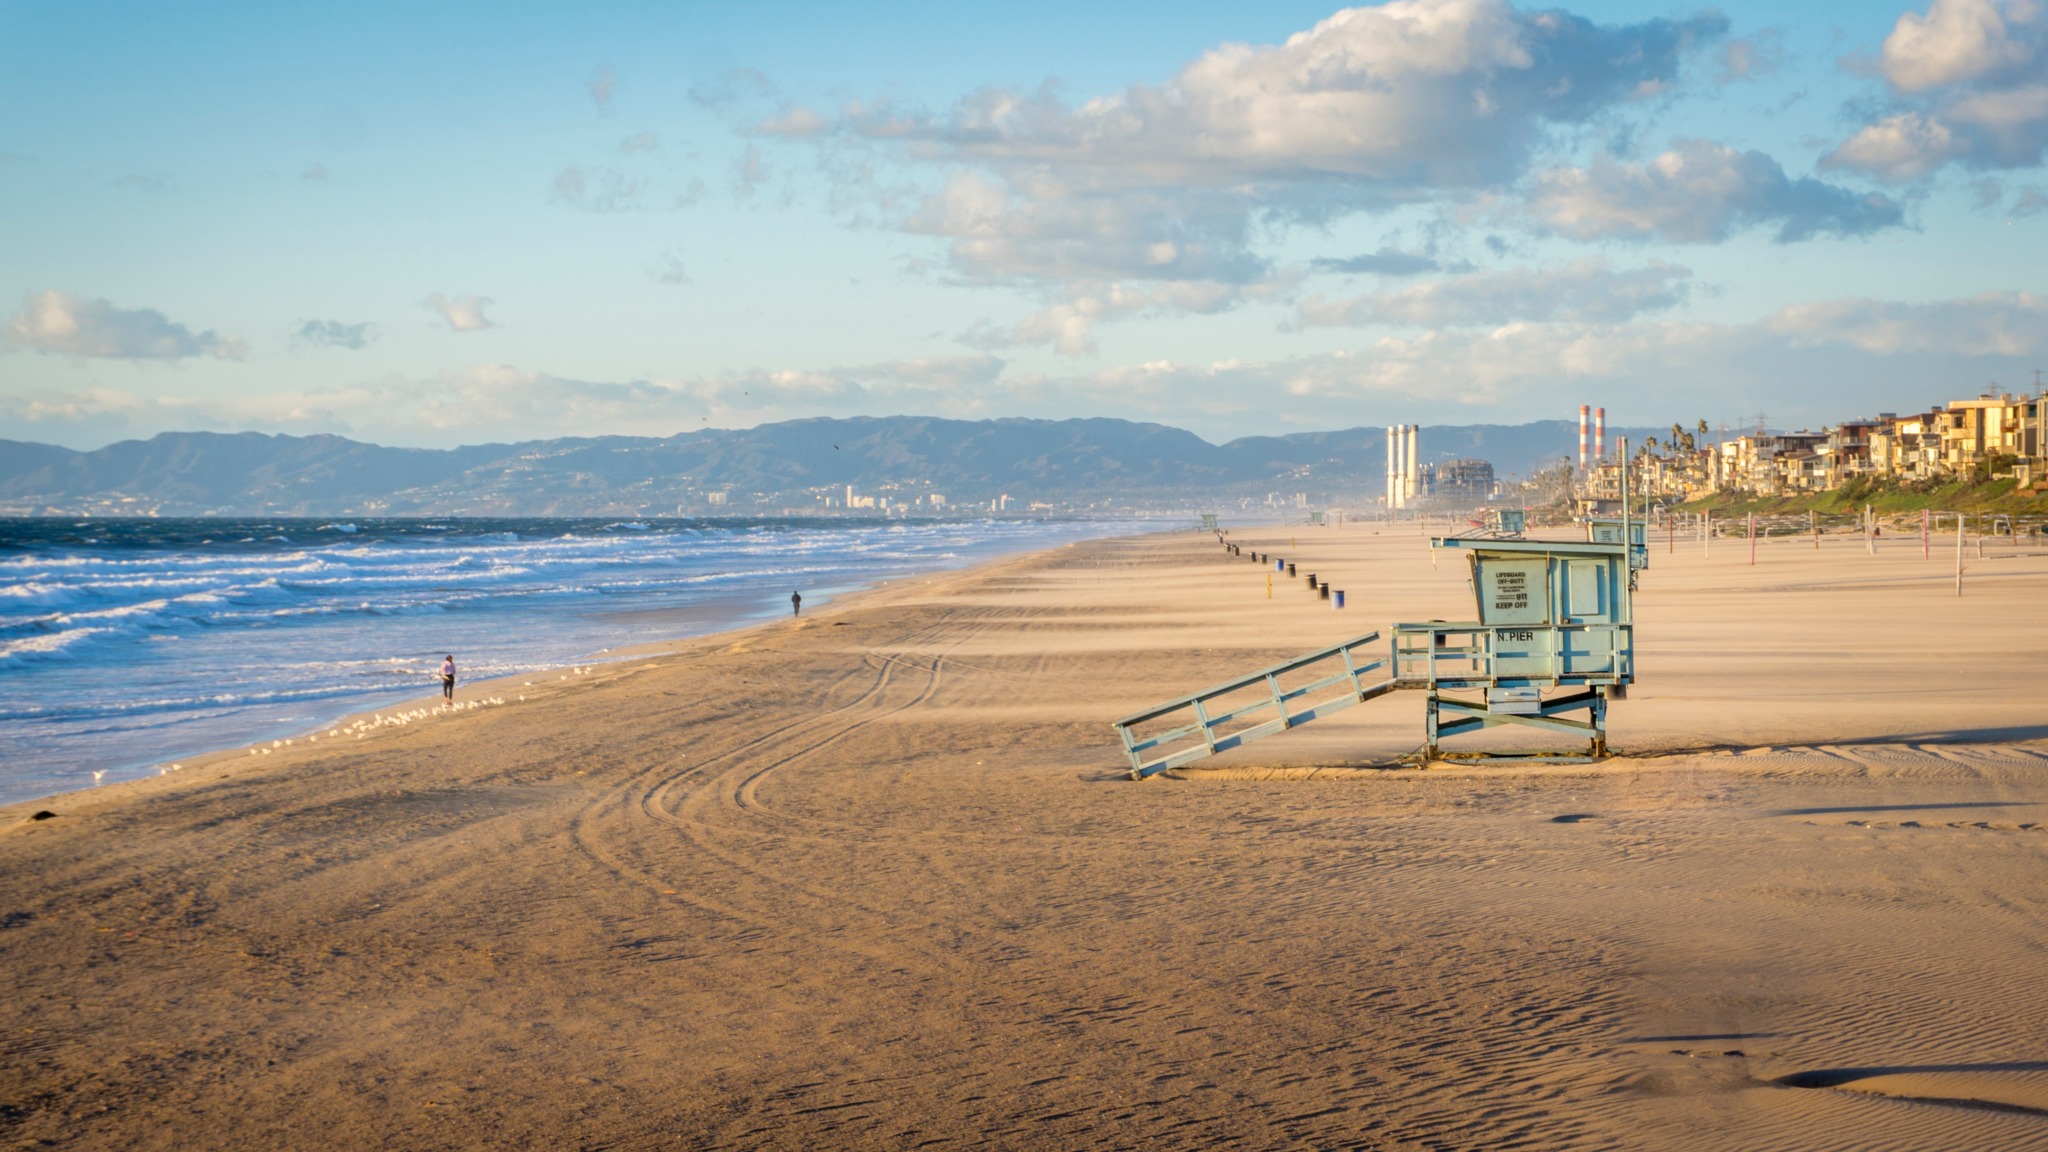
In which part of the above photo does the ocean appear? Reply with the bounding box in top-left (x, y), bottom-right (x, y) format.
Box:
top-left (0, 516), bottom-right (1145, 804)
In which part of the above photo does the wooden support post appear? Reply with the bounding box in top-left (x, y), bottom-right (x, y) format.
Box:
top-left (1922, 508), bottom-right (1930, 560)
top-left (1866, 503), bottom-right (1875, 555)
top-left (1956, 512), bottom-right (1966, 596)
top-left (1812, 508), bottom-right (1819, 549)
top-left (1749, 512), bottom-right (1757, 565)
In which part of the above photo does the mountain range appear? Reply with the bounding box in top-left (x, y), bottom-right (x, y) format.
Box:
top-left (0, 416), bottom-right (1667, 516)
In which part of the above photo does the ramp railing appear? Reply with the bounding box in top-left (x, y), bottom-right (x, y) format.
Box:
top-left (1113, 632), bottom-right (1392, 780)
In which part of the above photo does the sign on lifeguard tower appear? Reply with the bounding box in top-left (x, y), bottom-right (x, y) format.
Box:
top-left (1393, 538), bottom-right (1633, 758)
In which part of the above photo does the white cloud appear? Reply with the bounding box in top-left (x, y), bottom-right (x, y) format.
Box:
top-left (298, 319), bottom-right (374, 349)
top-left (1827, 0), bottom-right (2048, 179)
top-left (1298, 259), bottom-right (1692, 327)
top-left (302, 161), bottom-right (329, 181)
top-left (864, 0), bottom-right (1722, 190)
top-left (422, 293), bottom-right (495, 332)
top-left (1530, 138), bottom-right (1904, 242)
top-left (813, 0), bottom-right (1727, 285)
top-left (9, 291), bottom-right (2045, 447)
top-left (4, 290), bottom-right (248, 361)
top-left (588, 66), bottom-right (616, 109)
top-left (1824, 113), bottom-right (1966, 180)
top-left (1880, 0), bottom-right (2035, 91)
top-left (619, 130), bottom-right (660, 153)
top-left (1763, 289), bottom-right (2047, 355)
top-left (967, 281), bottom-right (1247, 355)
top-left (900, 171), bottom-right (1264, 285)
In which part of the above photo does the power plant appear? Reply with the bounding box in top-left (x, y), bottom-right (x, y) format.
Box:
top-left (1384, 424), bottom-right (1420, 509)
top-left (1576, 405), bottom-right (1607, 469)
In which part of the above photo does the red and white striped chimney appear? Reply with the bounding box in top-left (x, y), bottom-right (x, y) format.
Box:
top-left (1594, 407), bottom-right (1606, 461)
top-left (1578, 405), bottom-right (1589, 469)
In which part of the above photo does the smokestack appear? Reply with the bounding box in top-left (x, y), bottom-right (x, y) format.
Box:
top-left (1386, 426), bottom-right (1398, 510)
top-left (1395, 425), bottom-right (1408, 509)
top-left (1405, 424), bottom-right (1420, 506)
top-left (1578, 404), bottom-right (1590, 470)
top-left (1594, 407), bottom-right (1606, 461)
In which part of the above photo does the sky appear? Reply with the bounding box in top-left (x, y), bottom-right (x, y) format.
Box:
top-left (2, 0), bottom-right (2045, 450)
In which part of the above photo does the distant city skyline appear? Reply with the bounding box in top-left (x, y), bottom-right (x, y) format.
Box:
top-left (3, 0), bottom-right (2045, 450)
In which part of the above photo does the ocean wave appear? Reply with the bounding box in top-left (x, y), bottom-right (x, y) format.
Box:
top-left (0, 516), bottom-right (1140, 802)
top-left (0, 626), bottom-right (111, 661)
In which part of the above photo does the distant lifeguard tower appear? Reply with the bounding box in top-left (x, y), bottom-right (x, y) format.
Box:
top-left (1583, 517), bottom-right (1648, 575)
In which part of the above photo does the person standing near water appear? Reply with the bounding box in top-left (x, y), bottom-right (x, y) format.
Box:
top-left (791, 591), bottom-right (802, 617)
top-left (441, 655), bottom-right (456, 701)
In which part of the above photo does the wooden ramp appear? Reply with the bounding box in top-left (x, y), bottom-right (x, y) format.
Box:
top-left (1113, 633), bottom-right (1394, 780)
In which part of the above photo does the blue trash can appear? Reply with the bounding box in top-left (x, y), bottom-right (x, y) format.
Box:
top-left (1333, 590), bottom-right (1345, 609)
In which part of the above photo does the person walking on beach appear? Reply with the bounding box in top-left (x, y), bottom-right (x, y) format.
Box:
top-left (441, 655), bottom-right (456, 702)
top-left (790, 591), bottom-right (802, 617)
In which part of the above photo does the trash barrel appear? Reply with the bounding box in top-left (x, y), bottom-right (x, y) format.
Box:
top-left (1286, 562), bottom-right (1296, 576)
top-left (1333, 590), bottom-right (1345, 609)
top-left (1319, 583), bottom-right (1331, 600)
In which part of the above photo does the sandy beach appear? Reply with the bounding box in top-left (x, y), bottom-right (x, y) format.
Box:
top-left (4, 523), bottom-right (2047, 1150)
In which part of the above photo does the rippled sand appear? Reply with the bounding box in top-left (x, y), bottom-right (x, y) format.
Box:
top-left (4, 525), bottom-right (2046, 1149)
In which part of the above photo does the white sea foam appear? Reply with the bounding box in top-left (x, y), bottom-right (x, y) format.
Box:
top-left (0, 516), bottom-right (1142, 802)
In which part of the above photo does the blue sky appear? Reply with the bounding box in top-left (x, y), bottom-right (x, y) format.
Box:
top-left (2, 0), bottom-right (2044, 449)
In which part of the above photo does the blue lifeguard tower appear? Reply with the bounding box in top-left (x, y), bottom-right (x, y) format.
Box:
top-left (1114, 534), bottom-right (1637, 776)
top-left (1392, 537), bottom-right (1633, 759)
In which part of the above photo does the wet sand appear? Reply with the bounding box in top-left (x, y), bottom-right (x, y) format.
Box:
top-left (3, 525), bottom-right (2047, 1150)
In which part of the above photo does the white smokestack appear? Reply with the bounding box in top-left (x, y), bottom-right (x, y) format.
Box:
top-left (1578, 404), bottom-right (1589, 470)
top-left (1595, 407), bottom-right (1606, 461)
top-left (1394, 425), bottom-right (1407, 508)
top-left (1385, 426), bottom-right (1398, 510)
top-left (1405, 424), bottom-right (1420, 505)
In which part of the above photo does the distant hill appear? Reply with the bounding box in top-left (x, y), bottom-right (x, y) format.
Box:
top-left (0, 416), bottom-right (1666, 516)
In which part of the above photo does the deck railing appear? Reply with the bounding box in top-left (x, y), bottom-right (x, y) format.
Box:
top-left (1390, 622), bottom-right (1632, 688)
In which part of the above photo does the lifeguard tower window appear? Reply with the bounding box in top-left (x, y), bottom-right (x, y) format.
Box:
top-left (1564, 560), bottom-right (1608, 622)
